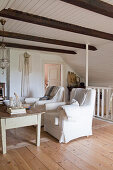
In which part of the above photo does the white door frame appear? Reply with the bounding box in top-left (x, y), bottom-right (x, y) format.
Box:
top-left (42, 60), bottom-right (64, 95)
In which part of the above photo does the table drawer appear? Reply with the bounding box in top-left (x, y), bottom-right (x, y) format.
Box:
top-left (5, 115), bottom-right (37, 129)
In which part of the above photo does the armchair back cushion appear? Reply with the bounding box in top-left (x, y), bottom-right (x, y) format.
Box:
top-left (83, 88), bottom-right (96, 108)
top-left (50, 86), bottom-right (60, 97)
top-left (52, 86), bottom-right (64, 102)
top-left (70, 88), bottom-right (87, 105)
top-left (45, 86), bottom-right (54, 97)
top-left (40, 86), bottom-right (60, 101)
top-left (39, 86), bottom-right (55, 100)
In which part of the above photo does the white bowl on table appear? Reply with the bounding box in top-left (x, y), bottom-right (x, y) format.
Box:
top-left (3, 100), bottom-right (10, 106)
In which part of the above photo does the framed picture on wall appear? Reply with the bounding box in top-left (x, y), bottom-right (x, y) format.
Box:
top-left (76, 76), bottom-right (80, 84)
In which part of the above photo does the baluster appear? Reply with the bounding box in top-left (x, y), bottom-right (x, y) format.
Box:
top-left (93, 89), bottom-right (96, 116)
top-left (111, 96), bottom-right (113, 120)
top-left (108, 89), bottom-right (111, 119)
top-left (97, 89), bottom-right (100, 117)
top-left (106, 89), bottom-right (109, 119)
top-left (101, 89), bottom-right (104, 118)
top-left (92, 88), bottom-right (96, 116)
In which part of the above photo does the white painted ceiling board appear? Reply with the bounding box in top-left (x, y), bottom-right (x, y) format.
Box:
top-left (5, 0), bottom-right (16, 9)
top-left (101, 0), bottom-right (113, 5)
top-left (0, 0), bottom-right (15, 10)
top-left (0, 0), bottom-right (8, 10)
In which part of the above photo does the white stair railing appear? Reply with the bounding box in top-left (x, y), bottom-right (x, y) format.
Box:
top-left (88, 86), bottom-right (113, 121)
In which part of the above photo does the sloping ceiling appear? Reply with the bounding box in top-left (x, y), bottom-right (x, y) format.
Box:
top-left (0, 0), bottom-right (113, 86)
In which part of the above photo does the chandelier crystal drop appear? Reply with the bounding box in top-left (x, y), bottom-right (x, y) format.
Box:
top-left (0, 19), bottom-right (9, 74)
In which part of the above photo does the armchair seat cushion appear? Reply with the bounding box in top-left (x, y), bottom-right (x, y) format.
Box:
top-left (39, 96), bottom-right (52, 101)
top-left (25, 98), bottom-right (39, 104)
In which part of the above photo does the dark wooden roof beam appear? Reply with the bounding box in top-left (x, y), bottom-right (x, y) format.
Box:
top-left (60, 0), bottom-right (113, 19)
top-left (0, 42), bottom-right (76, 54)
top-left (0, 30), bottom-right (97, 51)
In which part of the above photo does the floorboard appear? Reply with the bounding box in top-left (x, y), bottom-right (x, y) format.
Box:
top-left (0, 118), bottom-right (113, 170)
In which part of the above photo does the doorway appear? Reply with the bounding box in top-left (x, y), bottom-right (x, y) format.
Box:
top-left (44, 64), bottom-right (61, 89)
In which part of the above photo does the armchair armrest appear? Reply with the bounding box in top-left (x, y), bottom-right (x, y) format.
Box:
top-left (62, 105), bottom-right (93, 120)
top-left (45, 102), bottom-right (66, 111)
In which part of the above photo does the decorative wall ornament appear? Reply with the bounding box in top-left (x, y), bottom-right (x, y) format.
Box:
top-left (0, 19), bottom-right (9, 74)
top-left (19, 52), bottom-right (32, 97)
top-left (67, 71), bottom-right (80, 87)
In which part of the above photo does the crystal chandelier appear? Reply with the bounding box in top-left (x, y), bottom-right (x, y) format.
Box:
top-left (0, 19), bottom-right (9, 74)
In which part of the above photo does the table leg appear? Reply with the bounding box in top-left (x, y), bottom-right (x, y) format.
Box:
top-left (1, 119), bottom-right (6, 154)
top-left (36, 114), bottom-right (41, 146)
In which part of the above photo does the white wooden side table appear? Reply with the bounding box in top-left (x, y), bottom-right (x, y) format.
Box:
top-left (0, 106), bottom-right (45, 154)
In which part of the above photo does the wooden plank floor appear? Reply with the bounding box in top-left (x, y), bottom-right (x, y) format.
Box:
top-left (1, 118), bottom-right (113, 170)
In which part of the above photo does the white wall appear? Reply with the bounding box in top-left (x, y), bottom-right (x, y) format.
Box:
top-left (0, 49), bottom-right (10, 98)
top-left (10, 48), bottom-right (75, 100)
top-left (0, 70), bottom-right (7, 84)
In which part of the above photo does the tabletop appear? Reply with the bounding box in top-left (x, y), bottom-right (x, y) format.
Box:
top-left (0, 105), bottom-right (45, 119)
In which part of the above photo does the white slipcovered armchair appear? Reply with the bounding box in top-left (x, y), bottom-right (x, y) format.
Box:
top-left (25, 86), bottom-right (65, 105)
top-left (44, 88), bottom-right (96, 143)
top-left (25, 86), bottom-right (65, 125)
